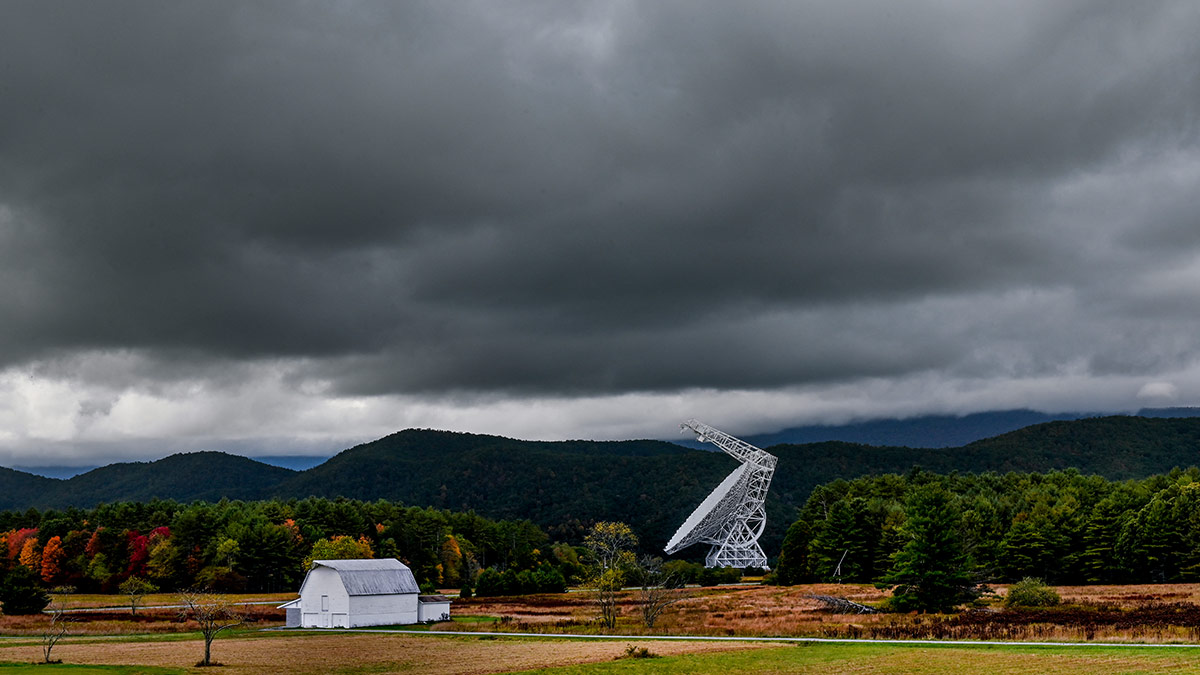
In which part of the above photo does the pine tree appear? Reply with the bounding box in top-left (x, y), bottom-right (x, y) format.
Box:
top-left (775, 520), bottom-right (811, 585)
top-left (882, 485), bottom-right (977, 613)
top-left (1080, 499), bottom-right (1127, 583)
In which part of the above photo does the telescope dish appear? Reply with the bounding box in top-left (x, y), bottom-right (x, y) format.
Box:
top-left (664, 463), bottom-right (751, 553)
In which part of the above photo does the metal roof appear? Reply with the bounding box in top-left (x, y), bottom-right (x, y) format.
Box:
top-left (312, 558), bottom-right (420, 596)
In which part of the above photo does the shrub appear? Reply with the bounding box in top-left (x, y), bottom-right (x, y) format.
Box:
top-left (475, 569), bottom-right (503, 597)
top-left (0, 566), bottom-right (51, 615)
top-left (662, 560), bottom-right (703, 585)
top-left (620, 644), bottom-right (657, 659)
top-left (1004, 577), bottom-right (1061, 608)
top-left (696, 566), bottom-right (742, 587)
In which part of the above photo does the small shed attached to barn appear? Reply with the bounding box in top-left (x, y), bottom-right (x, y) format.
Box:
top-left (418, 595), bottom-right (451, 622)
top-left (292, 558), bottom-right (439, 628)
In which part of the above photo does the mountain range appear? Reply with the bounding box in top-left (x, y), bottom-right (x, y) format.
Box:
top-left (3, 413), bottom-right (1200, 554)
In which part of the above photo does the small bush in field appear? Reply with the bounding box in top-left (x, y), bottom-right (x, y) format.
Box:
top-left (1004, 578), bottom-right (1061, 608)
top-left (620, 644), bottom-right (657, 659)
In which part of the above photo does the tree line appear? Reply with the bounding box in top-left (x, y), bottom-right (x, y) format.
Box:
top-left (0, 497), bottom-right (581, 599)
top-left (776, 466), bottom-right (1200, 593)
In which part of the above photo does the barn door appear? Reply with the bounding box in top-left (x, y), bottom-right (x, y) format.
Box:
top-left (320, 594), bottom-right (330, 627)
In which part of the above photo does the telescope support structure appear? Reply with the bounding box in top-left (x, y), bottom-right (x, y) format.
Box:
top-left (676, 419), bottom-right (777, 568)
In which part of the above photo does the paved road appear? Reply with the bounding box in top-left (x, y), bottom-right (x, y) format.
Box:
top-left (267, 627), bottom-right (1200, 649)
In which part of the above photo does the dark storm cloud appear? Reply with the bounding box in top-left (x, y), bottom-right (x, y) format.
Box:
top-left (2, 0), bottom-right (1199, 398)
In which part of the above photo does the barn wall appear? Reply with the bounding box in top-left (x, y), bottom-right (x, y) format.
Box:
top-left (348, 593), bottom-right (419, 627)
top-left (418, 601), bottom-right (451, 622)
top-left (299, 566), bottom-right (350, 628)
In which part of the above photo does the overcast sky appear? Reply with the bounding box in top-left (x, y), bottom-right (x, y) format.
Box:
top-left (2, 1), bottom-right (1200, 466)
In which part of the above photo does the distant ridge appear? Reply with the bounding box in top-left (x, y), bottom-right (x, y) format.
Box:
top-left (739, 409), bottom-right (1093, 448)
top-left (0, 452), bottom-right (296, 511)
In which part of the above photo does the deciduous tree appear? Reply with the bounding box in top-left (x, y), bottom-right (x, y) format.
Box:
top-left (40, 536), bottom-right (65, 584)
top-left (583, 522), bottom-right (637, 629)
top-left (178, 590), bottom-right (242, 667)
top-left (119, 576), bottom-right (158, 615)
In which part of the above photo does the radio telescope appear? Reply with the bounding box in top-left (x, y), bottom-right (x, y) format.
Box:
top-left (664, 419), bottom-right (777, 568)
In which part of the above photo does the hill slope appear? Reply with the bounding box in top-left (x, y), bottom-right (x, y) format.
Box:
top-left (4, 415), bottom-right (1200, 556)
top-left (25, 452), bottom-right (298, 509)
top-left (741, 409), bottom-right (1091, 449)
top-left (271, 429), bottom-right (751, 547)
top-left (0, 466), bottom-right (58, 511)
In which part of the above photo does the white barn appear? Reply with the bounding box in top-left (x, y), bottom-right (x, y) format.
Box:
top-left (291, 558), bottom-right (449, 628)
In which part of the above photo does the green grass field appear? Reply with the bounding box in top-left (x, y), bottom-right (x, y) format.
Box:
top-left (0, 665), bottom-right (184, 674)
top-left (512, 642), bottom-right (1200, 675)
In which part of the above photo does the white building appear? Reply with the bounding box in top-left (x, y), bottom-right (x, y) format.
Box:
top-left (417, 595), bottom-right (451, 622)
top-left (289, 558), bottom-right (449, 628)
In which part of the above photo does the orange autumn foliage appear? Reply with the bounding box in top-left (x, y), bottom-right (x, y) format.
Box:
top-left (19, 537), bottom-right (41, 571)
top-left (41, 535), bottom-right (66, 583)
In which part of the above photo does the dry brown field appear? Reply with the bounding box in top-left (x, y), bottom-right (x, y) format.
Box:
top-left (0, 631), bottom-right (768, 674)
top-left (0, 603), bottom-right (285, 636)
top-left (451, 582), bottom-right (1200, 643)
top-left (53, 592), bottom-right (295, 610)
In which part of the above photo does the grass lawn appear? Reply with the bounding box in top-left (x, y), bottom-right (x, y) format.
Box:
top-left (513, 642), bottom-right (1200, 675)
top-left (0, 665), bottom-right (185, 674)
top-left (6, 634), bottom-right (1200, 674)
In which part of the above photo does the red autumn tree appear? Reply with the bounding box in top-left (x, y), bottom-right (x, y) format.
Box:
top-left (41, 536), bottom-right (66, 584)
top-left (127, 530), bottom-right (150, 577)
top-left (84, 527), bottom-right (104, 558)
top-left (7, 528), bottom-right (38, 563)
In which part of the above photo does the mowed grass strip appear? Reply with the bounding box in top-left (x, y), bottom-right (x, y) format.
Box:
top-left (0, 665), bottom-right (185, 674)
top-left (512, 643), bottom-right (1200, 675)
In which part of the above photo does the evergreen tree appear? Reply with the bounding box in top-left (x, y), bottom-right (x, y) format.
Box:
top-left (1079, 499), bottom-right (1128, 583)
top-left (1000, 519), bottom-right (1055, 581)
top-left (0, 565), bottom-right (50, 615)
top-left (775, 519), bottom-right (811, 585)
top-left (882, 485), bottom-right (977, 613)
top-left (811, 499), bottom-right (877, 581)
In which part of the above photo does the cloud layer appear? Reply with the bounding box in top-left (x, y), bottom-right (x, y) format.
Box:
top-left (2, 1), bottom-right (1200, 463)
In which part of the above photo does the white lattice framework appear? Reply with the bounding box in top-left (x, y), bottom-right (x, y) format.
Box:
top-left (664, 419), bottom-right (777, 568)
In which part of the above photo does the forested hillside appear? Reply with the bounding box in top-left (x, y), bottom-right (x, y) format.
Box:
top-left (781, 467), bottom-right (1200, 586)
top-left (2, 416), bottom-right (1200, 555)
top-left (271, 430), bottom-right (749, 547)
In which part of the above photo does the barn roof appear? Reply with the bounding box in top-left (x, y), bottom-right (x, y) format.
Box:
top-left (311, 558), bottom-right (420, 596)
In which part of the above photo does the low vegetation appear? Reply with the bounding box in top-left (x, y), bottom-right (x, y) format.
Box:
top-left (1005, 577), bottom-right (1062, 608)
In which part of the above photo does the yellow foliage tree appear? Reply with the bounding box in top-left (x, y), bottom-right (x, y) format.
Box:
top-left (440, 535), bottom-right (464, 588)
top-left (19, 537), bottom-right (41, 572)
top-left (301, 535), bottom-right (375, 572)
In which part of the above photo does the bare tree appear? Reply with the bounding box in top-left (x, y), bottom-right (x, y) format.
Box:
top-left (119, 576), bottom-right (157, 616)
top-left (634, 555), bottom-right (684, 628)
top-left (40, 597), bottom-right (73, 664)
top-left (178, 590), bottom-right (243, 667)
